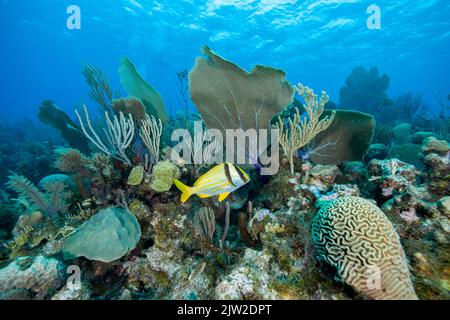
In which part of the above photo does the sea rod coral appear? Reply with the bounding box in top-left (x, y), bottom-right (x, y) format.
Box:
top-left (276, 83), bottom-right (336, 174)
top-left (76, 106), bottom-right (135, 166)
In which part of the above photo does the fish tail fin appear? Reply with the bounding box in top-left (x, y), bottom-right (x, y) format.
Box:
top-left (173, 179), bottom-right (193, 203)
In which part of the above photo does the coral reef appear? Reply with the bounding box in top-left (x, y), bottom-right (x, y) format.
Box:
top-left (309, 110), bottom-right (375, 165)
top-left (38, 100), bottom-right (90, 153)
top-left (6, 174), bottom-right (71, 218)
top-left (1, 49), bottom-right (448, 302)
top-left (112, 97), bottom-right (147, 122)
top-left (339, 67), bottom-right (391, 116)
top-left (82, 63), bottom-right (120, 113)
top-left (76, 106), bottom-right (136, 166)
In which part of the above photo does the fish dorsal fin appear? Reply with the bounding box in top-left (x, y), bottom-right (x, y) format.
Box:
top-left (193, 164), bottom-right (224, 186)
top-left (218, 192), bottom-right (231, 202)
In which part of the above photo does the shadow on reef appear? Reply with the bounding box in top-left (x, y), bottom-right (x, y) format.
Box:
top-left (0, 47), bottom-right (449, 300)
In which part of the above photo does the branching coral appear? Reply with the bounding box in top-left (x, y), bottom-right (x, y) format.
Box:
top-left (54, 148), bottom-right (90, 176)
top-left (76, 105), bottom-right (135, 166)
top-left (3, 226), bottom-right (33, 253)
top-left (54, 147), bottom-right (91, 198)
top-left (193, 207), bottom-right (216, 244)
top-left (87, 153), bottom-right (114, 179)
top-left (276, 84), bottom-right (336, 174)
top-left (82, 63), bottom-right (119, 112)
top-left (139, 115), bottom-right (163, 164)
top-left (6, 174), bottom-right (71, 218)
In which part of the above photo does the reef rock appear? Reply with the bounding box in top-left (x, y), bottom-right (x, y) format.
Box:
top-left (0, 255), bottom-right (65, 300)
top-left (364, 143), bottom-right (389, 162)
top-left (422, 151), bottom-right (450, 197)
top-left (437, 196), bottom-right (450, 218)
top-left (392, 123), bottom-right (413, 145)
top-left (307, 165), bottom-right (341, 192)
top-left (411, 131), bottom-right (433, 145)
top-left (51, 282), bottom-right (91, 300)
top-left (215, 249), bottom-right (277, 300)
top-left (422, 137), bottom-right (449, 156)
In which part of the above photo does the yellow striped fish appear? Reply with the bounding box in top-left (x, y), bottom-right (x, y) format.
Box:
top-left (173, 163), bottom-right (250, 203)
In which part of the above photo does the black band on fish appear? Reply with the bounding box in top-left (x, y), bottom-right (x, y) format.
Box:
top-left (234, 164), bottom-right (247, 183)
top-left (224, 163), bottom-right (237, 187)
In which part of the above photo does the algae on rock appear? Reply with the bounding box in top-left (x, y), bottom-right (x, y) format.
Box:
top-left (150, 160), bottom-right (180, 192)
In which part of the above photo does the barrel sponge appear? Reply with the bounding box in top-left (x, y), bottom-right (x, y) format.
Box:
top-left (312, 196), bottom-right (418, 300)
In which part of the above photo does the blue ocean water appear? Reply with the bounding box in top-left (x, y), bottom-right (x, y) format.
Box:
top-left (0, 0), bottom-right (449, 120)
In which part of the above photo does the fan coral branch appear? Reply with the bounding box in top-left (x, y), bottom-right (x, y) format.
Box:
top-left (139, 115), bottom-right (163, 164)
top-left (276, 83), bottom-right (336, 174)
top-left (194, 207), bottom-right (216, 244)
top-left (76, 105), bottom-right (135, 166)
top-left (82, 63), bottom-right (119, 112)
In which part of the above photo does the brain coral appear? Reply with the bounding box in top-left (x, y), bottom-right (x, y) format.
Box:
top-left (312, 196), bottom-right (418, 300)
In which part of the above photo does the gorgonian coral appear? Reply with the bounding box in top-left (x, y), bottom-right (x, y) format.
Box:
top-left (6, 174), bottom-right (71, 218)
top-left (275, 83), bottom-right (335, 174)
top-left (312, 196), bottom-right (418, 300)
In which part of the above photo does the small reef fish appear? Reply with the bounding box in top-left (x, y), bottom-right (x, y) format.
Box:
top-left (174, 163), bottom-right (250, 203)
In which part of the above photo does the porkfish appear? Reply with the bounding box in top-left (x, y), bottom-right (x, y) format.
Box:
top-left (173, 163), bottom-right (250, 203)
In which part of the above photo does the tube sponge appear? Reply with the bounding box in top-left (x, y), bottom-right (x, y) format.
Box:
top-left (312, 196), bottom-right (418, 300)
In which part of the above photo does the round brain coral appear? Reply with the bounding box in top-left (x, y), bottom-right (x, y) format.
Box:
top-left (312, 196), bottom-right (418, 300)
